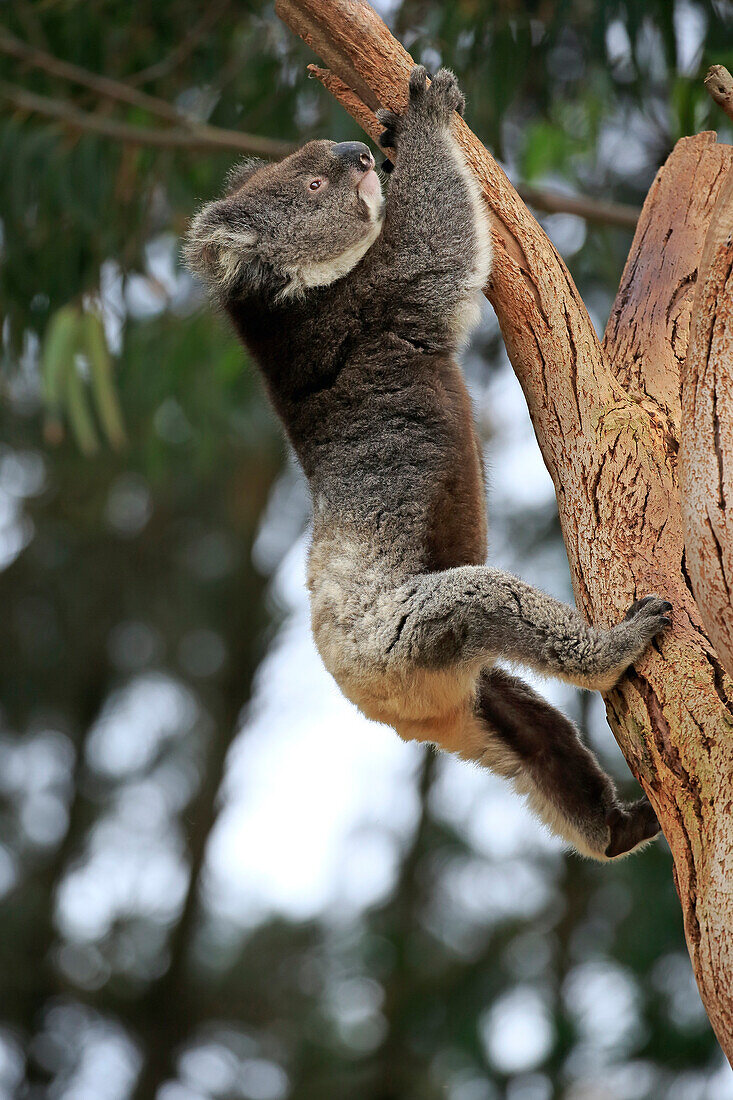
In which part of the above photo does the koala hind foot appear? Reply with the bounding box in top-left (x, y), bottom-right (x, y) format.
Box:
top-left (605, 797), bottom-right (661, 858)
top-left (476, 666), bottom-right (662, 861)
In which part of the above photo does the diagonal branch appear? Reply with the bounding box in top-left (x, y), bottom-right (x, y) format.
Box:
top-left (0, 26), bottom-right (201, 126)
top-left (0, 28), bottom-right (294, 158)
top-left (308, 64), bottom-right (641, 230)
top-left (309, 64), bottom-right (639, 228)
top-left (0, 81), bottom-right (293, 158)
top-left (515, 183), bottom-right (639, 229)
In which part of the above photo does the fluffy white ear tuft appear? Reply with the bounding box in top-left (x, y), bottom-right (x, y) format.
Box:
top-left (183, 201), bottom-right (258, 293)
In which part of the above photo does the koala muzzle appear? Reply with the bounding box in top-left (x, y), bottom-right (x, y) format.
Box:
top-left (331, 141), bottom-right (375, 172)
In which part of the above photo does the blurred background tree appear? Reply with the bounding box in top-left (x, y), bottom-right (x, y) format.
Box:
top-left (0, 1), bottom-right (732, 1098)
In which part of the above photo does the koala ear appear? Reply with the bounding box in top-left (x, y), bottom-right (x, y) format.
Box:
top-left (223, 157), bottom-right (266, 194)
top-left (183, 197), bottom-right (258, 296)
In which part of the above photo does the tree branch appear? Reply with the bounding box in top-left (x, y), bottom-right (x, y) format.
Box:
top-left (276, 0), bottom-right (733, 1062)
top-left (515, 183), bottom-right (639, 229)
top-left (680, 166), bottom-right (733, 678)
top-left (0, 81), bottom-right (293, 157)
top-left (601, 137), bottom-right (733, 1056)
top-left (0, 27), bottom-right (197, 125)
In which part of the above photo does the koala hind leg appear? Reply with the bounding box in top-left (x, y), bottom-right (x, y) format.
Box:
top-left (477, 666), bottom-right (660, 860)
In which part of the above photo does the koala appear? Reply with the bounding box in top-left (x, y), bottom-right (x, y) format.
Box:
top-left (185, 67), bottom-right (672, 860)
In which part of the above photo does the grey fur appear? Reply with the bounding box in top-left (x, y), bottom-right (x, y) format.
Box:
top-left (185, 66), bottom-right (672, 861)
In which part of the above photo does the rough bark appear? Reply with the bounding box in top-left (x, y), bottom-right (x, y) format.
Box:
top-left (275, 0), bottom-right (733, 1062)
top-left (679, 168), bottom-right (733, 680)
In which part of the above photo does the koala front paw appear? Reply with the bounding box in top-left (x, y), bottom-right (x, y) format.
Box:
top-left (405, 66), bottom-right (462, 118)
top-left (623, 595), bottom-right (673, 641)
top-left (599, 595), bottom-right (672, 690)
top-left (409, 65), bottom-right (466, 122)
top-left (377, 66), bottom-right (465, 151)
top-left (586, 595), bottom-right (672, 692)
top-left (624, 594), bottom-right (673, 623)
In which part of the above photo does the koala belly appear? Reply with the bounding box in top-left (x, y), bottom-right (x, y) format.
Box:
top-left (307, 533), bottom-right (488, 759)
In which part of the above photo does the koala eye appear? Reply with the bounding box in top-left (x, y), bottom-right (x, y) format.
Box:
top-left (308, 178), bottom-right (323, 191)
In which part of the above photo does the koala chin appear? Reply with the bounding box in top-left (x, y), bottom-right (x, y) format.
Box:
top-left (185, 67), bottom-right (672, 862)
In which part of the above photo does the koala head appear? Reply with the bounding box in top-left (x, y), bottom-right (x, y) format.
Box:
top-left (184, 139), bottom-right (384, 302)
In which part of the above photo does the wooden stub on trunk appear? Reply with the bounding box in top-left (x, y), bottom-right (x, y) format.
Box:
top-left (705, 65), bottom-right (733, 124)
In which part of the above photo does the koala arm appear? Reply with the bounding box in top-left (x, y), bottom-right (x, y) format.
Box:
top-left (370, 67), bottom-right (491, 336)
top-left (383, 567), bottom-right (673, 693)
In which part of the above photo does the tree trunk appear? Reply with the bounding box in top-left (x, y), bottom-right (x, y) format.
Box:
top-left (275, 0), bottom-right (733, 1062)
top-left (679, 168), bottom-right (733, 679)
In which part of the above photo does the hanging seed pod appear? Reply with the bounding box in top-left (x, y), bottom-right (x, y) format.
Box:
top-left (40, 305), bottom-right (80, 446)
top-left (64, 353), bottom-right (100, 456)
top-left (82, 310), bottom-right (127, 450)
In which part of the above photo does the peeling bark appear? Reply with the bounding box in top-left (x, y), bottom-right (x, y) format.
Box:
top-left (276, 0), bottom-right (733, 1062)
top-left (680, 168), bottom-right (733, 680)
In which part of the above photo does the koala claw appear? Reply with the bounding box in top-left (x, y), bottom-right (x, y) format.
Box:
top-left (408, 64), bottom-right (429, 98)
top-left (427, 67), bottom-right (466, 116)
top-left (623, 595), bottom-right (673, 635)
top-left (378, 67), bottom-right (465, 152)
top-left (376, 107), bottom-right (401, 150)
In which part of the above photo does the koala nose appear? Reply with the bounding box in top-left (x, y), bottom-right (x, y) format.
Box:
top-left (331, 141), bottom-right (375, 172)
